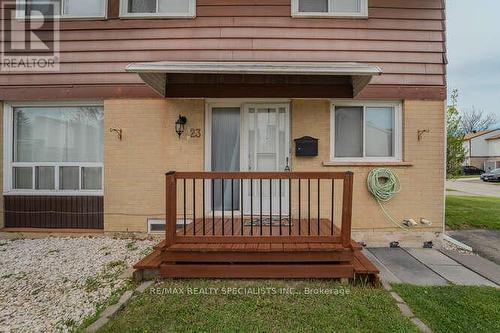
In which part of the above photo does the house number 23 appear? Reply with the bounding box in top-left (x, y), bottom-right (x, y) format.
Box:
top-left (190, 128), bottom-right (202, 138)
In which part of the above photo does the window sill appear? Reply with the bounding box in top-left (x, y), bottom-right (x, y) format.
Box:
top-left (16, 16), bottom-right (108, 21)
top-left (119, 14), bottom-right (196, 19)
top-left (323, 161), bottom-right (414, 167)
top-left (291, 13), bottom-right (368, 19)
top-left (4, 191), bottom-right (104, 197)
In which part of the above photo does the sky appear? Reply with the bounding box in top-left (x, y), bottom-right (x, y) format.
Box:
top-left (446, 0), bottom-right (500, 126)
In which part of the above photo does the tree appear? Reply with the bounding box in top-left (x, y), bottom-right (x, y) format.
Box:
top-left (446, 90), bottom-right (466, 178)
top-left (460, 106), bottom-right (498, 134)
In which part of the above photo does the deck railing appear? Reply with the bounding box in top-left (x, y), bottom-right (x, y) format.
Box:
top-left (165, 172), bottom-right (353, 248)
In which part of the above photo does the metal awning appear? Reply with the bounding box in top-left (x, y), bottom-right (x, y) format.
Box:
top-left (126, 61), bottom-right (382, 98)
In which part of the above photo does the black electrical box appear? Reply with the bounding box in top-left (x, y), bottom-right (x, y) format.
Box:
top-left (294, 136), bottom-right (319, 157)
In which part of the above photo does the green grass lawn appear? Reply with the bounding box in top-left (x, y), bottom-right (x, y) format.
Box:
top-left (446, 196), bottom-right (500, 230)
top-left (393, 285), bottom-right (500, 333)
top-left (455, 175), bottom-right (481, 179)
top-left (99, 280), bottom-right (418, 333)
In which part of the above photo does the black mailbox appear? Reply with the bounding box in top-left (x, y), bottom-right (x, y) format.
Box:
top-left (294, 136), bottom-right (319, 157)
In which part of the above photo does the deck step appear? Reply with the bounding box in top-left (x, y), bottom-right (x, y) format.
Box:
top-left (133, 248), bottom-right (163, 270)
top-left (161, 263), bottom-right (354, 279)
top-left (163, 250), bottom-right (353, 263)
top-left (167, 242), bottom-right (350, 252)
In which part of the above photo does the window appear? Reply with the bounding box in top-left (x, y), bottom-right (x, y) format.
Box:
top-left (120, 0), bottom-right (196, 18)
top-left (292, 0), bottom-right (368, 17)
top-left (17, 0), bottom-right (107, 19)
top-left (330, 102), bottom-right (401, 161)
top-left (5, 104), bottom-right (104, 194)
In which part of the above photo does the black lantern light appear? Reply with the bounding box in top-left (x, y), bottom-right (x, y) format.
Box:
top-left (175, 115), bottom-right (187, 138)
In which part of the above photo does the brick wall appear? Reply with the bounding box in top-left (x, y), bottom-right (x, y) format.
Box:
top-left (291, 99), bottom-right (445, 237)
top-left (103, 98), bottom-right (445, 239)
top-left (104, 99), bottom-right (204, 232)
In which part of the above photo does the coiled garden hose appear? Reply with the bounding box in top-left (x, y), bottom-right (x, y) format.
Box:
top-left (367, 168), bottom-right (407, 230)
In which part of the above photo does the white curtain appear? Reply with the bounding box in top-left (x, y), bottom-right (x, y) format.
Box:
top-left (211, 107), bottom-right (240, 210)
top-left (335, 106), bottom-right (363, 157)
top-left (64, 0), bottom-right (105, 16)
top-left (365, 107), bottom-right (394, 157)
top-left (13, 106), bottom-right (103, 190)
top-left (14, 106), bottom-right (104, 163)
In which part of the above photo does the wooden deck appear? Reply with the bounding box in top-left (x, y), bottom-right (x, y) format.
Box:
top-left (133, 171), bottom-right (379, 282)
top-left (177, 217), bottom-right (339, 237)
top-left (134, 217), bottom-right (378, 282)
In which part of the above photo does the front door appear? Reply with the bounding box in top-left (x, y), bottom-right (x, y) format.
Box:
top-left (242, 104), bottom-right (290, 215)
top-left (209, 103), bottom-right (290, 216)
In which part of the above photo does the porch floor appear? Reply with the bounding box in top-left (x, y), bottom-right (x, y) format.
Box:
top-left (178, 217), bottom-right (338, 236)
top-left (134, 218), bottom-right (379, 282)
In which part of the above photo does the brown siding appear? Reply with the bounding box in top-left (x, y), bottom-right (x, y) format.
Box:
top-left (0, 0), bottom-right (446, 100)
top-left (4, 196), bottom-right (104, 229)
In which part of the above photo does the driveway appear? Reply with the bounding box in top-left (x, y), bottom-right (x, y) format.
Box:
top-left (448, 230), bottom-right (500, 265)
top-left (446, 178), bottom-right (500, 197)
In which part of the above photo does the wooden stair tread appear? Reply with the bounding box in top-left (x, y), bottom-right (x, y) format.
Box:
top-left (167, 242), bottom-right (350, 252)
top-left (133, 248), bottom-right (163, 270)
top-left (353, 251), bottom-right (380, 274)
top-left (161, 263), bottom-right (355, 279)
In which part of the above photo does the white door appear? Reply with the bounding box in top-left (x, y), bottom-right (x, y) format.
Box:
top-left (241, 104), bottom-right (290, 216)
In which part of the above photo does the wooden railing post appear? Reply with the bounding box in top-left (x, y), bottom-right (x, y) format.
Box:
top-left (341, 171), bottom-right (354, 248)
top-left (165, 171), bottom-right (177, 248)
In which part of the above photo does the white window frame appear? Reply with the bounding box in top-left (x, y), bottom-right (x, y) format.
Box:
top-left (119, 0), bottom-right (196, 19)
top-left (15, 0), bottom-right (108, 20)
top-left (291, 0), bottom-right (368, 18)
top-left (3, 101), bottom-right (104, 196)
top-left (329, 100), bottom-right (403, 162)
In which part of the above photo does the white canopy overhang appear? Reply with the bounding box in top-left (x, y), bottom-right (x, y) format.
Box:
top-left (126, 61), bottom-right (382, 98)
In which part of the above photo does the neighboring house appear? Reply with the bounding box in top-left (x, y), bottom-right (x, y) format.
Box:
top-left (462, 129), bottom-right (500, 172)
top-left (0, 0), bottom-right (446, 248)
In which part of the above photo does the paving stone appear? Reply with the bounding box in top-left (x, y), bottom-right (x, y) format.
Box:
top-left (425, 265), bottom-right (497, 287)
top-left (404, 249), bottom-right (497, 287)
top-left (448, 230), bottom-right (500, 265)
top-left (405, 248), bottom-right (460, 266)
top-left (441, 250), bottom-right (500, 286)
top-left (397, 302), bottom-right (415, 318)
top-left (85, 317), bottom-right (109, 333)
top-left (390, 291), bottom-right (404, 303)
top-left (410, 317), bottom-right (433, 333)
top-left (369, 248), bottom-right (448, 286)
top-left (364, 249), bottom-right (402, 284)
top-left (136, 281), bottom-right (154, 293)
top-left (381, 279), bottom-right (393, 291)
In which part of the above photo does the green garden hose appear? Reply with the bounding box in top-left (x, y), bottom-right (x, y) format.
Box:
top-left (367, 168), bottom-right (407, 230)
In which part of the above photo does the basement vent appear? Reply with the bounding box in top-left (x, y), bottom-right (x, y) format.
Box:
top-left (147, 218), bottom-right (194, 234)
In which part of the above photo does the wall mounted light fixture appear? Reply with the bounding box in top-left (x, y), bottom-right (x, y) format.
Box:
top-left (175, 115), bottom-right (187, 138)
top-left (110, 128), bottom-right (123, 141)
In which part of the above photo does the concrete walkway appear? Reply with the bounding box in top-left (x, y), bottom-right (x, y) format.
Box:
top-left (366, 247), bottom-right (499, 287)
top-left (446, 178), bottom-right (500, 198)
top-left (448, 230), bottom-right (500, 265)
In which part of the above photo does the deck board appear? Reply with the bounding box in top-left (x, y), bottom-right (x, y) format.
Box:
top-left (180, 217), bottom-right (337, 237)
top-left (135, 217), bottom-right (378, 281)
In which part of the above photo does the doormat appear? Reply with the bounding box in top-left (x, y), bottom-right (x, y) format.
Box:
top-left (244, 217), bottom-right (293, 227)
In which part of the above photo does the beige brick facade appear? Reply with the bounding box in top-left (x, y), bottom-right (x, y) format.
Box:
top-left (104, 99), bottom-right (205, 232)
top-left (103, 98), bottom-right (445, 243)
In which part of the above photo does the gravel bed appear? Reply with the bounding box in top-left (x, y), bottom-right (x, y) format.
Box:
top-left (0, 236), bottom-right (156, 332)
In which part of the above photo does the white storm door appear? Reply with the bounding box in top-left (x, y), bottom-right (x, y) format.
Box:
top-left (242, 104), bottom-right (290, 216)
